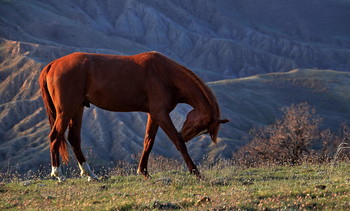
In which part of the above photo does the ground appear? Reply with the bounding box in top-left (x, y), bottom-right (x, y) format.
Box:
top-left (1, 161), bottom-right (349, 210)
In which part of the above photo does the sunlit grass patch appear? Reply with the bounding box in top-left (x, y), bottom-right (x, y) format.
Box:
top-left (1, 161), bottom-right (349, 210)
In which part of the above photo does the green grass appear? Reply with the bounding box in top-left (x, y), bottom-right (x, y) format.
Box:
top-left (1, 162), bottom-right (350, 210)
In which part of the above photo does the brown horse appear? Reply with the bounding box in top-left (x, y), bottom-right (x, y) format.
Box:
top-left (39, 51), bottom-right (228, 181)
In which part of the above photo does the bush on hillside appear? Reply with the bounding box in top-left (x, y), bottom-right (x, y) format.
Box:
top-left (234, 102), bottom-right (350, 167)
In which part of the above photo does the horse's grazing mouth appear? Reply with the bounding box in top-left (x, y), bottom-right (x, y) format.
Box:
top-left (82, 100), bottom-right (90, 108)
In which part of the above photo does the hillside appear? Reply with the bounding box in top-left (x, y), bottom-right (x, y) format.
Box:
top-left (208, 69), bottom-right (350, 158)
top-left (2, 39), bottom-right (350, 172)
top-left (1, 0), bottom-right (349, 80)
top-left (1, 0), bottom-right (350, 173)
top-left (1, 163), bottom-right (350, 210)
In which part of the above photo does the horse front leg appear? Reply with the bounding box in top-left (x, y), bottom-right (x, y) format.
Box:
top-left (153, 113), bottom-right (201, 179)
top-left (138, 114), bottom-right (159, 178)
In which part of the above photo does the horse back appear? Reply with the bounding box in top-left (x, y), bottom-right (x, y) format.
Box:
top-left (45, 52), bottom-right (179, 113)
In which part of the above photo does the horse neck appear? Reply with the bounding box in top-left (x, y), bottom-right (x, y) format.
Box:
top-left (157, 53), bottom-right (218, 119)
top-left (177, 75), bottom-right (217, 120)
top-left (187, 88), bottom-right (212, 114)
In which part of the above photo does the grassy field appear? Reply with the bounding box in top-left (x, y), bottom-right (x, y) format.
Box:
top-left (1, 161), bottom-right (349, 210)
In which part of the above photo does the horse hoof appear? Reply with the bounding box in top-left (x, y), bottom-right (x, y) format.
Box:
top-left (197, 174), bottom-right (205, 181)
top-left (54, 176), bottom-right (66, 182)
top-left (87, 176), bottom-right (100, 182)
top-left (51, 174), bottom-right (66, 182)
top-left (140, 173), bottom-right (151, 179)
top-left (137, 168), bottom-right (151, 179)
top-left (59, 177), bottom-right (66, 182)
top-left (99, 175), bottom-right (110, 181)
top-left (191, 169), bottom-right (203, 180)
top-left (194, 174), bottom-right (201, 180)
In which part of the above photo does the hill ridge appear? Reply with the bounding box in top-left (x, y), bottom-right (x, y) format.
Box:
top-left (1, 0), bottom-right (350, 173)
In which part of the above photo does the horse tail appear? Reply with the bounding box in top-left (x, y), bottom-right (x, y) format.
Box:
top-left (39, 63), bottom-right (56, 127)
top-left (39, 63), bottom-right (69, 164)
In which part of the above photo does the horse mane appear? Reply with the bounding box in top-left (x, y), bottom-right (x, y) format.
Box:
top-left (152, 52), bottom-right (220, 120)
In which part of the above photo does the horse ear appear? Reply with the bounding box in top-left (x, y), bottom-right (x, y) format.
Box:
top-left (219, 119), bottom-right (229, 124)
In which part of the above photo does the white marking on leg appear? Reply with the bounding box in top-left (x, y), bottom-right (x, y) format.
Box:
top-left (78, 162), bottom-right (99, 181)
top-left (51, 166), bottom-right (66, 182)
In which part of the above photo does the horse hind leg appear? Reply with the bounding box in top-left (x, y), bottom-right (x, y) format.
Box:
top-left (68, 107), bottom-right (98, 181)
top-left (50, 139), bottom-right (66, 182)
top-left (49, 113), bottom-right (71, 182)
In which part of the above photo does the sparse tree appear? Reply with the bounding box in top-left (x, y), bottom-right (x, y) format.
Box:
top-left (319, 123), bottom-right (350, 163)
top-left (235, 102), bottom-right (323, 166)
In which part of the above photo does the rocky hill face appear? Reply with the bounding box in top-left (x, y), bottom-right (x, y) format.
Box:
top-left (1, 0), bottom-right (349, 79)
top-left (1, 0), bottom-right (350, 173)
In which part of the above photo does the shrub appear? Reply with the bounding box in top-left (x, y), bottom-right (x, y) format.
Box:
top-left (234, 102), bottom-right (349, 166)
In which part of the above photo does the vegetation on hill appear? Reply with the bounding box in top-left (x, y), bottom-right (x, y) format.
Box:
top-left (1, 161), bottom-right (349, 210)
top-left (1, 102), bottom-right (349, 210)
top-left (235, 102), bottom-right (350, 167)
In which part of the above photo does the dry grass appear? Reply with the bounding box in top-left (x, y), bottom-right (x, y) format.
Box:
top-left (1, 159), bottom-right (349, 210)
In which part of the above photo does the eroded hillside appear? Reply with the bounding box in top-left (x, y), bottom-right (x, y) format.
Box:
top-left (1, 0), bottom-right (350, 173)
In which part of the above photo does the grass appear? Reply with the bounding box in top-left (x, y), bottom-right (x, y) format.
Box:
top-left (1, 162), bottom-right (350, 210)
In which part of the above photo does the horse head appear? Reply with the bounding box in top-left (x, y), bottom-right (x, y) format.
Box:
top-left (180, 109), bottom-right (229, 143)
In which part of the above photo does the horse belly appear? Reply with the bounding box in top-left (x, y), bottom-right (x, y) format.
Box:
top-left (87, 85), bottom-right (149, 112)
